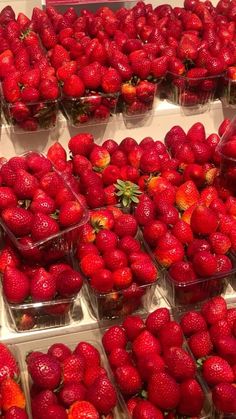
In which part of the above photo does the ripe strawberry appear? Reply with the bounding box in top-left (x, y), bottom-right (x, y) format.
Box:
top-left (164, 346), bottom-right (196, 381)
top-left (74, 342), bottom-right (101, 368)
top-left (31, 389), bottom-right (57, 418)
top-left (2, 207), bottom-right (33, 236)
top-left (86, 376), bottom-right (117, 415)
top-left (192, 251), bottom-right (217, 277)
top-left (3, 266), bottom-right (30, 304)
top-left (30, 268), bottom-right (56, 302)
top-left (133, 400), bottom-right (163, 419)
top-left (56, 269), bottom-right (83, 297)
top-left (0, 245), bottom-right (20, 273)
top-left (68, 401), bottom-right (99, 419)
top-left (0, 187), bottom-right (17, 210)
top-left (26, 153), bottom-right (52, 179)
top-left (180, 311), bottom-right (207, 336)
top-left (172, 219), bottom-right (193, 244)
top-left (146, 308), bottom-right (170, 336)
top-left (58, 201), bottom-right (84, 227)
top-left (114, 214), bottom-right (137, 237)
top-left (2, 75), bottom-right (21, 103)
top-left (0, 378), bottom-right (26, 412)
top-left (218, 118), bottom-right (231, 137)
top-left (58, 382), bottom-right (86, 407)
top-left (175, 180), bottom-right (200, 211)
top-left (102, 325), bottom-right (127, 354)
top-left (0, 343), bottom-right (19, 383)
top-left (143, 220), bottom-right (167, 248)
top-left (31, 213), bottom-right (59, 241)
top-left (215, 336), bottom-right (236, 365)
top-left (80, 254), bottom-right (104, 277)
top-left (43, 404), bottom-right (67, 419)
top-left (201, 296), bottom-right (227, 325)
top-left (188, 330), bottom-right (213, 358)
top-left (63, 74), bottom-right (85, 97)
top-left (118, 236), bottom-right (141, 255)
top-left (4, 407), bottom-right (28, 419)
top-left (62, 354), bottom-right (85, 384)
top-left (112, 267), bottom-right (133, 289)
top-left (101, 67), bottom-right (121, 93)
top-left (186, 238), bottom-right (210, 259)
top-left (131, 259), bottom-right (157, 285)
top-left (122, 315), bottom-right (145, 341)
top-left (115, 364), bottom-right (142, 397)
top-left (159, 321), bottom-right (183, 350)
top-left (103, 249), bottom-right (128, 271)
top-left (177, 378), bottom-right (205, 416)
top-left (154, 232), bottom-right (184, 267)
top-left (90, 268), bottom-right (114, 293)
top-left (40, 172), bottom-right (64, 198)
top-left (187, 122), bottom-right (206, 142)
top-left (27, 353), bottom-right (61, 390)
top-left (202, 356), bottom-right (234, 386)
top-left (13, 169), bottom-right (39, 199)
top-left (134, 194), bottom-right (155, 226)
top-left (190, 204), bottom-right (218, 236)
top-left (132, 330), bottom-right (161, 359)
top-left (212, 383), bottom-right (236, 413)
top-left (148, 372), bottom-right (180, 410)
top-left (48, 343), bottom-right (71, 362)
top-left (183, 163), bottom-right (205, 187)
top-left (83, 366), bottom-right (107, 388)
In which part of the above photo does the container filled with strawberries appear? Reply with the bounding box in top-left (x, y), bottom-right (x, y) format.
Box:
top-left (76, 207), bottom-right (159, 320)
top-left (0, 151), bottom-right (88, 331)
top-left (17, 332), bottom-right (128, 418)
top-left (217, 116), bottom-right (236, 197)
top-left (219, 67), bottom-right (236, 108)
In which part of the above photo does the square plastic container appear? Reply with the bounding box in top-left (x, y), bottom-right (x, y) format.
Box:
top-left (2, 99), bottom-right (59, 133)
top-left (61, 92), bottom-right (119, 127)
top-left (157, 256), bottom-right (236, 308)
top-left (219, 75), bottom-right (236, 108)
top-left (0, 151), bottom-right (89, 258)
top-left (3, 295), bottom-right (82, 333)
top-left (121, 80), bottom-right (157, 117)
top-left (17, 332), bottom-right (128, 419)
top-left (164, 71), bottom-right (219, 115)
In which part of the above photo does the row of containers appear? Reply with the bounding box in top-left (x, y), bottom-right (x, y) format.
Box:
top-left (0, 71), bottom-right (236, 133)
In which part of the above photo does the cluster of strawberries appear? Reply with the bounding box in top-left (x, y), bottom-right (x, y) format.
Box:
top-left (0, 343), bottom-right (28, 418)
top-left (1, 0), bottom-right (236, 129)
top-left (0, 152), bottom-right (86, 330)
top-left (102, 295), bottom-right (236, 417)
top-left (27, 341), bottom-right (118, 418)
top-left (76, 208), bottom-right (158, 318)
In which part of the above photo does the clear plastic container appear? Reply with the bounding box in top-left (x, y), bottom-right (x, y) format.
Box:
top-left (61, 92), bottom-right (119, 128)
top-left (4, 295), bottom-right (82, 333)
top-left (17, 332), bottom-right (129, 419)
top-left (157, 256), bottom-right (236, 308)
top-left (121, 80), bottom-right (157, 117)
top-left (164, 71), bottom-right (219, 115)
top-left (2, 99), bottom-right (59, 134)
top-left (0, 151), bottom-right (89, 256)
top-left (219, 76), bottom-right (236, 108)
top-left (216, 116), bottom-right (236, 195)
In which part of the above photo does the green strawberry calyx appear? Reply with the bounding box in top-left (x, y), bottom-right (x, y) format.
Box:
top-left (115, 179), bottom-right (142, 207)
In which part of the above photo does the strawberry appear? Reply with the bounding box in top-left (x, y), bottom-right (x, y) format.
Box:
top-left (69, 133), bottom-right (94, 156)
top-left (58, 382), bottom-right (86, 407)
top-left (30, 268), bottom-right (56, 302)
top-left (175, 180), bottom-right (200, 211)
top-left (215, 336), bottom-right (236, 365)
top-left (133, 400), bottom-right (163, 419)
top-left (4, 407), bottom-right (28, 418)
top-left (193, 249), bottom-right (217, 277)
top-left (0, 343), bottom-right (19, 383)
top-left (2, 207), bottom-right (33, 236)
top-left (2, 75), bottom-right (21, 103)
top-left (132, 330), bottom-right (161, 359)
top-left (115, 364), bottom-right (142, 396)
top-left (209, 232), bottom-right (231, 254)
top-left (86, 376), bottom-right (117, 415)
top-left (201, 296), bottom-right (227, 325)
top-left (180, 311), bottom-right (207, 336)
top-left (177, 378), bottom-right (205, 416)
top-left (27, 352), bottom-right (61, 390)
top-left (143, 220), bottom-right (167, 248)
top-left (103, 249), bottom-right (128, 271)
top-left (164, 346), bottom-right (196, 382)
top-left (13, 169), bottom-right (39, 199)
top-left (48, 343), bottom-right (71, 362)
top-left (40, 172), bottom-right (64, 198)
top-left (112, 267), bottom-right (133, 289)
top-left (58, 201), bottom-right (84, 227)
top-left (43, 404), bottom-right (67, 419)
top-left (159, 321), bottom-right (183, 350)
top-left (154, 232), bottom-right (184, 268)
top-left (130, 259), bottom-right (157, 285)
top-left (190, 204), bottom-right (218, 235)
top-left (172, 219), bottom-right (193, 244)
top-left (74, 341), bottom-right (100, 368)
top-left (31, 389), bottom-right (58, 418)
top-left (134, 194), bottom-right (155, 226)
top-left (90, 268), bottom-right (114, 293)
top-left (31, 213), bottom-right (59, 241)
top-left (30, 190), bottom-right (56, 215)
top-left (63, 74), bottom-right (85, 97)
top-left (102, 325), bottom-right (127, 354)
top-left (101, 67), bottom-right (121, 93)
top-left (83, 365), bottom-right (107, 388)
top-left (188, 330), bottom-right (213, 358)
top-left (183, 163), bottom-right (205, 187)
top-left (68, 401), bottom-right (99, 419)
top-left (1, 378), bottom-right (26, 412)
top-left (3, 266), bottom-right (30, 304)
top-left (202, 356), bottom-right (234, 386)
top-left (26, 153), bottom-right (52, 179)
top-left (148, 372), bottom-right (180, 410)
top-left (114, 214), bottom-right (137, 237)
top-left (62, 354), bottom-right (85, 384)
top-left (212, 383), bottom-right (236, 413)
top-left (0, 245), bottom-right (20, 273)
top-left (122, 315), bottom-right (145, 341)
top-left (0, 187), bottom-right (17, 210)
top-left (80, 254), bottom-right (104, 277)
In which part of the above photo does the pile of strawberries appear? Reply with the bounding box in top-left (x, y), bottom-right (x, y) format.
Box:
top-left (102, 307), bottom-right (207, 418)
top-left (102, 295), bottom-right (236, 416)
top-left (26, 340), bottom-right (118, 418)
top-left (1, 0), bottom-right (236, 130)
top-left (76, 207), bottom-right (158, 318)
top-left (0, 343), bottom-right (28, 418)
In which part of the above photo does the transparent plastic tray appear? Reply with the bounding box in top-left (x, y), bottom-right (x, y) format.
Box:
top-left (16, 331), bottom-right (129, 419)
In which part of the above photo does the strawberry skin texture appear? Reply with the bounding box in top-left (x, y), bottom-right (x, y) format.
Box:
top-left (0, 344), bottom-right (19, 383)
top-left (1, 378), bottom-right (26, 411)
top-left (2, 207), bottom-right (33, 236)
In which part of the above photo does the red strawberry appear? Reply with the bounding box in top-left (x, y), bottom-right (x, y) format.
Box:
top-left (40, 172), bottom-right (64, 198)
top-left (2, 75), bottom-right (21, 103)
top-left (202, 356), bottom-right (234, 386)
top-left (56, 269), bottom-right (83, 297)
top-left (58, 382), bottom-right (86, 407)
top-left (103, 249), bottom-right (127, 271)
top-left (143, 220), bottom-right (167, 248)
top-left (68, 133), bottom-right (94, 157)
top-left (80, 254), bottom-right (104, 277)
top-left (159, 321), bottom-right (183, 350)
top-left (175, 180), bottom-right (199, 211)
top-left (134, 194), bottom-right (155, 226)
top-left (180, 311), bottom-right (207, 336)
top-left (172, 219), bottom-right (193, 244)
top-left (118, 236), bottom-right (141, 255)
top-left (133, 400), bottom-right (163, 419)
top-left (83, 366), bottom-right (107, 388)
top-left (13, 169), bottom-right (39, 199)
top-left (62, 354), bottom-right (85, 384)
top-left (43, 404), bottom-right (67, 418)
top-left (63, 74), bottom-right (85, 97)
top-left (0, 343), bottom-right (19, 383)
top-left (4, 407), bottom-right (28, 419)
top-left (90, 268), bottom-right (114, 293)
top-left (215, 336), bottom-right (236, 365)
top-left (188, 330), bottom-right (213, 358)
top-left (201, 296), bottom-right (227, 325)
top-left (115, 364), bottom-right (142, 396)
top-left (212, 383), bottom-right (236, 413)
top-left (112, 267), bottom-right (133, 289)
top-left (164, 346), bottom-right (196, 381)
top-left (192, 251), bottom-right (217, 277)
top-left (101, 67), bottom-right (121, 93)
top-left (148, 372), bottom-right (180, 410)
top-left (130, 259), bottom-right (157, 285)
top-left (146, 308), bottom-right (171, 336)
top-left (137, 352), bottom-right (165, 382)
top-left (186, 238), bottom-right (210, 259)
top-left (0, 245), bottom-right (20, 273)
top-left (102, 325), bottom-right (127, 354)
top-left (114, 214), bottom-right (137, 237)
top-left (122, 315), bottom-right (145, 341)
top-left (2, 207), bottom-right (33, 236)
top-left (27, 353), bottom-right (61, 389)
top-left (86, 376), bottom-right (117, 415)
top-left (30, 268), bottom-right (56, 302)
top-left (177, 378), bottom-right (205, 416)
top-left (68, 401), bottom-right (99, 419)
top-left (190, 204), bottom-right (218, 235)
top-left (132, 330), bottom-right (161, 359)
top-left (74, 341), bottom-right (100, 368)
top-left (3, 266), bottom-right (30, 303)
top-left (0, 187), bottom-right (17, 210)
top-left (154, 232), bottom-right (184, 268)
top-left (31, 389), bottom-right (57, 418)
top-left (48, 343), bottom-right (71, 362)
top-left (58, 200), bottom-right (84, 227)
